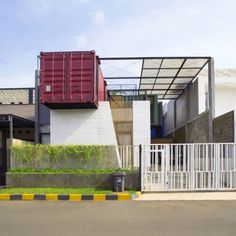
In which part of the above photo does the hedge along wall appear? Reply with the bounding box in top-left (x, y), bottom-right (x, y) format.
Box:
top-left (6, 138), bottom-right (34, 170)
top-left (10, 144), bottom-right (120, 169)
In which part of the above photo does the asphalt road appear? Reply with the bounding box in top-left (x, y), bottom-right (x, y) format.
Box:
top-left (0, 201), bottom-right (236, 236)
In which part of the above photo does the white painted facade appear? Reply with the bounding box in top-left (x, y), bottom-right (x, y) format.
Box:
top-left (50, 101), bottom-right (118, 145)
top-left (198, 69), bottom-right (236, 117)
top-left (50, 100), bottom-right (151, 146)
top-left (133, 101), bottom-right (150, 145)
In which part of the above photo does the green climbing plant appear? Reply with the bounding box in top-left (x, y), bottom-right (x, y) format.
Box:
top-left (11, 144), bottom-right (106, 168)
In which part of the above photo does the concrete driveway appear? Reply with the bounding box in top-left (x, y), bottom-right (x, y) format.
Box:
top-left (0, 201), bottom-right (236, 236)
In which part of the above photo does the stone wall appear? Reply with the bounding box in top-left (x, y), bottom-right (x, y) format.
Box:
top-left (165, 126), bottom-right (185, 143)
top-left (165, 110), bottom-right (235, 143)
top-left (6, 172), bottom-right (140, 190)
top-left (163, 79), bottom-right (199, 136)
top-left (187, 112), bottom-right (209, 143)
top-left (174, 126), bottom-right (186, 143)
top-left (213, 111), bottom-right (235, 142)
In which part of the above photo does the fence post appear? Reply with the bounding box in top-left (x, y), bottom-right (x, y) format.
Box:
top-left (139, 144), bottom-right (142, 191)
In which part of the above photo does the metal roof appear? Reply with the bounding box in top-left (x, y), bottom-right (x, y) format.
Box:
top-left (100, 57), bottom-right (211, 100)
top-left (0, 114), bottom-right (35, 128)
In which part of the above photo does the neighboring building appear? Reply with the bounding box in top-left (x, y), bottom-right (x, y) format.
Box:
top-left (0, 88), bottom-right (35, 185)
top-left (0, 88), bottom-right (35, 120)
top-left (0, 88), bottom-right (35, 144)
top-left (198, 69), bottom-right (236, 117)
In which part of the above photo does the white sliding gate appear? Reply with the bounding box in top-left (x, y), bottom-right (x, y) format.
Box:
top-left (141, 144), bottom-right (236, 192)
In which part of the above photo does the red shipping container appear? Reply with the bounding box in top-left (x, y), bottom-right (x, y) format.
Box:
top-left (97, 66), bottom-right (107, 102)
top-left (39, 51), bottom-right (107, 109)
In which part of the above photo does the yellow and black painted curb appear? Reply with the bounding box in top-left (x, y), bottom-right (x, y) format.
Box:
top-left (0, 193), bottom-right (140, 201)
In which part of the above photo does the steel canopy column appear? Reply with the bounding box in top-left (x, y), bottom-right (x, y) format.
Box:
top-left (9, 116), bottom-right (13, 139)
top-left (184, 85), bottom-right (189, 143)
top-left (35, 70), bottom-right (40, 143)
top-left (208, 58), bottom-right (215, 143)
top-left (173, 100), bottom-right (177, 141)
top-left (153, 95), bottom-right (159, 125)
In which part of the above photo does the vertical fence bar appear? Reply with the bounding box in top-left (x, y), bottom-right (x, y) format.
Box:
top-left (191, 144), bottom-right (195, 190)
top-left (139, 144), bottom-right (142, 191)
top-left (165, 145), bottom-right (169, 190)
top-left (216, 144), bottom-right (220, 190)
top-left (170, 145), bottom-right (173, 190)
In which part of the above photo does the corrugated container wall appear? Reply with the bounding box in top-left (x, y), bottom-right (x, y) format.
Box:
top-left (39, 51), bottom-right (107, 109)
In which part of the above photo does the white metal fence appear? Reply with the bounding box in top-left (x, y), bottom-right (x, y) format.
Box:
top-left (141, 143), bottom-right (236, 192)
top-left (118, 145), bottom-right (140, 169)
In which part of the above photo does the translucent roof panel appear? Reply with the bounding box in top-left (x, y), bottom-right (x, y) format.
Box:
top-left (108, 84), bottom-right (137, 90)
top-left (167, 90), bottom-right (182, 95)
top-left (178, 68), bottom-right (200, 77)
top-left (110, 90), bottom-right (138, 96)
top-left (101, 59), bottom-right (142, 78)
top-left (153, 84), bottom-right (169, 89)
top-left (100, 56), bottom-right (210, 100)
top-left (143, 59), bottom-right (162, 69)
top-left (140, 78), bottom-right (155, 84)
top-left (140, 84), bottom-right (154, 90)
top-left (155, 78), bottom-right (173, 84)
top-left (151, 90), bottom-right (166, 95)
top-left (158, 69), bottom-right (178, 77)
top-left (183, 59), bottom-right (208, 68)
top-left (164, 94), bottom-right (179, 99)
top-left (161, 59), bottom-right (184, 68)
top-left (170, 84), bottom-right (187, 90)
top-left (142, 69), bottom-right (159, 77)
top-left (174, 78), bottom-right (193, 83)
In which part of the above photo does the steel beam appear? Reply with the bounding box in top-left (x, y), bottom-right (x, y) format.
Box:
top-left (100, 56), bottom-right (211, 60)
top-left (104, 76), bottom-right (196, 80)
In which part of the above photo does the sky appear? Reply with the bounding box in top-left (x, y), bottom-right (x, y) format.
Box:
top-left (0, 0), bottom-right (236, 88)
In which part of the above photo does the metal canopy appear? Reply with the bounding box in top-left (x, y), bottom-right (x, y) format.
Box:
top-left (0, 114), bottom-right (35, 128)
top-left (100, 57), bottom-right (210, 100)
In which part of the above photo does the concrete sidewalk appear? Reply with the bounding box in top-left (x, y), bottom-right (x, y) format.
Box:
top-left (137, 191), bottom-right (236, 201)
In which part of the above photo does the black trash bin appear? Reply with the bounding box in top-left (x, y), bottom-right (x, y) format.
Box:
top-left (112, 172), bottom-right (126, 192)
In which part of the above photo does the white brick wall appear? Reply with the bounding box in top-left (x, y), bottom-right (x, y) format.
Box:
top-left (133, 101), bottom-right (150, 145)
top-left (50, 102), bottom-right (118, 145)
